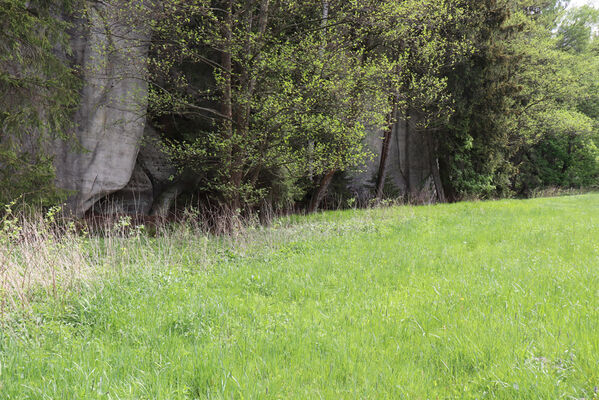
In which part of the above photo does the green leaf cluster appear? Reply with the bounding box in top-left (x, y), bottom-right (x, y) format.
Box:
top-left (0, 0), bottom-right (80, 206)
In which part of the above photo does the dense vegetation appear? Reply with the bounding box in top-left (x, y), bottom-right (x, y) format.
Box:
top-left (0, 0), bottom-right (79, 206)
top-left (0, 0), bottom-right (598, 213)
top-left (1, 2), bottom-right (598, 398)
top-left (440, 1), bottom-right (599, 200)
top-left (1, 194), bottom-right (598, 398)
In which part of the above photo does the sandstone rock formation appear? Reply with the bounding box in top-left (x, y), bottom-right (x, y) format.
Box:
top-left (94, 125), bottom-right (180, 216)
top-left (53, 1), bottom-right (151, 216)
top-left (350, 113), bottom-right (445, 204)
top-left (49, 1), bottom-right (444, 216)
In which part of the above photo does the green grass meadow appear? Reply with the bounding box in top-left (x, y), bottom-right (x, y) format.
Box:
top-left (1, 194), bottom-right (599, 399)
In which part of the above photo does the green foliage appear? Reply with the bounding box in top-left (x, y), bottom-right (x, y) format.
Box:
top-left (0, 144), bottom-right (66, 207)
top-left (557, 5), bottom-right (599, 53)
top-left (147, 1), bottom-right (390, 210)
top-left (519, 109), bottom-right (599, 189)
top-left (438, 0), bottom-right (527, 199)
top-left (2, 0), bottom-right (598, 210)
top-left (439, 1), bottom-right (599, 199)
top-left (143, 0), bottom-right (599, 205)
top-left (147, 0), bottom-right (478, 211)
top-left (0, 0), bottom-right (79, 205)
top-left (514, 5), bottom-right (599, 194)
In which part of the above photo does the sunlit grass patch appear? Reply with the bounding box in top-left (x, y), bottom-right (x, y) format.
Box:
top-left (1, 194), bottom-right (598, 398)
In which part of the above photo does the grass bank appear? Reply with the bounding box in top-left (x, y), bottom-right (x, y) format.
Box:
top-left (1, 194), bottom-right (599, 399)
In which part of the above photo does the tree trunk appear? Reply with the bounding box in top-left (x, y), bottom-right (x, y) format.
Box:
top-left (307, 1), bottom-right (329, 181)
top-left (231, 0), bottom-right (271, 211)
top-left (430, 157), bottom-right (446, 203)
top-left (404, 117), bottom-right (411, 199)
top-left (426, 132), bottom-right (446, 203)
top-left (320, 0), bottom-right (329, 54)
top-left (222, 0), bottom-right (241, 209)
top-left (308, 169), bottom-right (335, 213)
top-left (375, 96), bottom-right (399, 200)
top-left (375, 127), bottom-right (392, 200)
top-left (247, 0), bottom-right (270, 97)
top-left (150, 181), bottom-right (186, 218)
top-left (437, 155), bottom-right (455, 202)
top-left (222, 1), bottom-right (233, 138)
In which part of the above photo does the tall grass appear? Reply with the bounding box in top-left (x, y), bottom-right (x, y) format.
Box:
top-left (0, 201), bottom-right (401, 315)
top-left (0, 206), bottom-right (91, 313)
top-left (0, 206), bottom-right (213, 315)
top-left (1, 195), bottom-right (598, 398)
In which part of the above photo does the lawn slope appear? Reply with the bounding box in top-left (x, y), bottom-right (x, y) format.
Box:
top-left (1, 195), bottom-right (598, 399)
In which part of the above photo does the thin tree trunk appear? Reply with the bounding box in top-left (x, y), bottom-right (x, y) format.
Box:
top-left (222, 0), bottom-right (233, 139)
top-left (247, 0), bottom-right (270, 98)
top-left (375, 127), bottom-right (393, 200)
top-left (241, 0), bottom-right (270, 195)
top-left (425, 131), bottom-right (446, 203)
top-left (229, 0), bottom-right (271, 211)
top-left (320, 0), bottom-right (329, 56)
top-left (308, 1), bottom-right (329, 181)
top-left (308, 169), bottom-right (335, 213)
top-left (375, 95), bottom-right (399, 200)
top-left (437, 155), bottom-right (455, 202)
top-left (430, 157), bottom-right (446, 203)
top-left (404, 116), bottom-right (411, 199)
top-left (222, 0), bottom-right (241, 210)
top-left (150, 181), bottom-right (186, 218)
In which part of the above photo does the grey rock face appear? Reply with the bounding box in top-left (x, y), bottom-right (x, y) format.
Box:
top-left (137, 126), bottom-right (177, 192)
top-left (93, 163), bottom-right (153, 215)
top-left (53, 1), bottom-right (151, 216)
top-left (349, 112), bottom-right (443, 204)
top-left (100, 125), bottom-right (180, 216)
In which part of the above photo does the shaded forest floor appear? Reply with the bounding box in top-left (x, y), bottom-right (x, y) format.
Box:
top-left (1, 194), bottom-right (599, 398)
